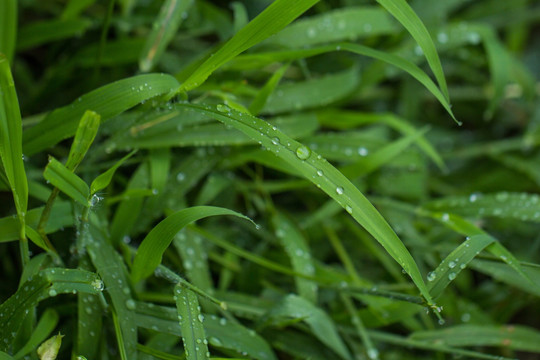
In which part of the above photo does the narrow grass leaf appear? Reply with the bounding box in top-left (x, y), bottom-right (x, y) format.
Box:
top-left (0, 268), bottom-right (101, 350)
top-left (249, 63), bottom-right (289, 115)
top-left (317, 110), bottom-right (446, 171)
top-left (261, 67), bottom-right (359, 115)
top-left (177, 0), bottom-right (319, 92)
top-left (0, 352), bottom-right (14, 360)
top-left (427, 234), bottom-right (495, 298)
top-left (271, 213), bottom-right (317, 303)
top-left (132, 206), bottom-right (253, 282)
top-left (425, 192), bottom-right (540, 222)
top-left (177, 103), bottom-right (437, 309)
top-left (13, 309), bottom-right (59, 359)
top-left (17, 19), bottom-right (92, 50)
top-left (0, 55), bottom-right (28, 237)
top-left (264, 294), bottom-right (352, 360)
top-left (369, 330), bottom-right (515, 360)
top-left (174, 285), bottom-right (209, 360)
top-left (0, 0), bottom-right (17, 62)
top-left (265, 6), bottom-right (396, 48)
top-left (411, 325), bottom-right (540, 353)
top-left (376, 0), bottom-right (450, 101)
top-left (135, 302), bottom-right (277, 360)
top-left (139, 0), bottom-right (194, 72)
top-left (44, 157), bottom-right (90, 206)
top-left (226, 43), bottom-right (456, 122)
top-left (174, 230), bottom-right (213, 292)
top-left (65, 110), bottom-right (101, 171)
top-left (86, 225), bottom-right (138, 359)
top-left (23, 74), bottom-right (179, 156)
top-left (61, 0), bottom-right (96, 19)
top-left (90, 150), bottom-right (136, 195)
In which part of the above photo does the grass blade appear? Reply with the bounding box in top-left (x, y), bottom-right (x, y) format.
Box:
top-left (43, 157), bottom-right (90, 206)
top-left (0, 0), bottom-right (17, 62)
top-left (411, 324), bottom-right (540, 353)
top-left (263, 294), bottom-right (352, 360)
top-left (177, 0), bottom-right (319, 92)
top-left (90, 150), bottom-right (136, 195)
top-left (132, 206), bottom-right (253, 282)
top-left (13, 309), bottom-right (59, 359)
top-left (0, 55), bottom-right (28, 240)
top-left (427, 234), bottom-right (495, 298)
top-left (23, 73), bottom-right (179, 156)
top-left (139, 0), bottom-right (194, 72)
top-left (376, 0), bottom-right (450, 101)
top-left (65, 110), bottom-right (101, 171)
top-left (176, 103), bottom-right (438, 310)
top-left (174, 285), bottom-right (209, 360)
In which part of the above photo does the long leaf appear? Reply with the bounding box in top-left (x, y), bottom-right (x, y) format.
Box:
top-left (176, 103), bottom-right (438, 310)
top-left (0, 54), bottom-right (28, 239)
top-left (132, 206), bottom-right (253, 282)
top-left (174, 285), bottom-right (209, 360)
top-left (0, 0), bottom-right (17, 62)
top-left (43, 157), bottom-right (90, 206)
top-left (23, 73), bottom-right (179, 156)
top-left (177, 0), bottom-right (319, 92)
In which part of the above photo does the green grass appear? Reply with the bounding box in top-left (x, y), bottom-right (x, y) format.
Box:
top-left (1, 1), bottom-right (540, 359)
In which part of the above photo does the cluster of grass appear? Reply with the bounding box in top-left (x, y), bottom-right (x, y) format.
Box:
top-left (1, 0), bottom-right (540, 359)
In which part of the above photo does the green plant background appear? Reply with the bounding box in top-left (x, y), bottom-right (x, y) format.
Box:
top-left (1, 0), bottom-right (540, 359)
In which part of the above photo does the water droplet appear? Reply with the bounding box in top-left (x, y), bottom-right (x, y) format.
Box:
top-left (461, 313), bottom-right (471, 322)
top-left (336, 187), bottom-right (344, 195)
top-left (48, 289), bottom-right (57, 297)
top-left (91, 279), bottom-right (104, 291)
top-left (363, 23), bottom-right (373, 33)
top-left (448, 261), bottom-right (456, 269)
top-left (437, 32), bottom-right (448, 44)
top-left (271, 137), bottom-right (280, 145)
top-left (448, 272), bottom-right (456, 280)
top-left (176, 172), bottom-right (185, 182)
top-left (367, 348), bottom-right (379, 359)
top-left (197, 314), bottom-right (205, 323)
top-left (316, 170), bottom-right (323, 176)
top-left (217, 104), bottom-right (229, 113)
top-left (345, 205), bottom-right (353, 214)
top-left (469, 193), bottom-right (479, 202)
top-left (358, 147), bottom-right (369, 156)
top-left (441, 213), bottom-right (450, 222)
top-left (427, 272), bottom-right (436, 281)
top-left (295, 145), bottom-right (311, 160)
top-left (125, 299), bottom-right (136, 310)
top-left (306, 27), bottom-right (317, 38)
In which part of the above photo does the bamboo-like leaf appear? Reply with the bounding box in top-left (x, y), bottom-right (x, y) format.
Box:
top-left (177, 0), bottom-right (319, 92)
top-left (23, 73), bottom-right (179, 156)
top-left (43, 157), bottom-right (90, 206)
top-left (65, 110), bottom-right (101, 171)
top-left (0, 55), bottom-right (28, 239)
top-left (132, 206), bottom-right (253, 282)
top-left (176, 103), bottom-right (437, 309)
top-left (376, 0), bottom-right (449, 101)
top-left (139, 0), bottom-right (194, 72)
top-left (90, 150), bottom-right (136, 195)
top-left (0, 0), bottom-right (17, 62)
top-left (174, 285), bottom-right (209, 360)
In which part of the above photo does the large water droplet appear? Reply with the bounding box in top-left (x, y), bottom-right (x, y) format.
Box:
top-left (427, 272), bottom-right (436, 281)
top-left (216, 104), bottom-right (229, 113)
top-left (295, 145), bottom-right (311, 160)
top-left (336, 187), bottom-right (344, 195)
top-left (91, 279), bottom-right (104, 292)
top-left (345, 205), bottom-right (353, 214)
top-left (48, 289), bottom-right (57, 297)
top-left (448, 272), bottom-right (457, 280)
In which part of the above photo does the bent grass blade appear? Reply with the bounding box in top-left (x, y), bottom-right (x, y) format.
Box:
top-left (176, 103), bottom-right (437, 310)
